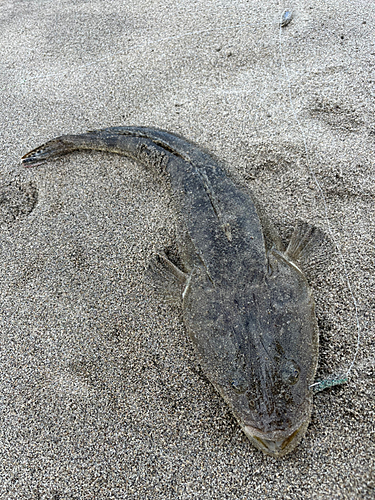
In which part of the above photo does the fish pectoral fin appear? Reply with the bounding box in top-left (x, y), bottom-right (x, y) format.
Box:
top-left (146, 250), bottom-right (188, 301)
top-left (284, 222), bottom-right (334, 277)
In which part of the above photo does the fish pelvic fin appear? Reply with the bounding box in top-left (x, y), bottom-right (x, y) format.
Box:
top-left (145, 250), bottom-right (188, 303)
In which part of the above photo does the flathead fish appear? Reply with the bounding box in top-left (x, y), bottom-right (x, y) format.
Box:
top-left (22, 127), bottom-right (319, 457)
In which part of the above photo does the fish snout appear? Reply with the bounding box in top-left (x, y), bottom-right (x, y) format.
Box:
top-left (243, 420), bottom-right (309, 457)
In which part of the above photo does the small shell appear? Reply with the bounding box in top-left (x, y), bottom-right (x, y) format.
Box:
top-left (280, 10), bottom-right (293, 27)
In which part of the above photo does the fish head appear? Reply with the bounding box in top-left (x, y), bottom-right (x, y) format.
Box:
top-left (228, 348), bottom-right (315, 457)
top-left (225, 249), bottom-right (319, 457)
top-left (232, 352), bottom-right (315, 457)
top-left (184, 251), bottom-right (319, 457)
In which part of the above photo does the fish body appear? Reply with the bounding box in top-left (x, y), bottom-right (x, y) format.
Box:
top-left (22, 127), bottom-right (319, 457)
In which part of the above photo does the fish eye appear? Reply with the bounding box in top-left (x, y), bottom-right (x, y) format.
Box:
top-left (281, 360), bottom-right (300, 385)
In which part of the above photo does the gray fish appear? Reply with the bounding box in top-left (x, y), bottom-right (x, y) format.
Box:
top-left (22, 127), bottom-right (319, 457)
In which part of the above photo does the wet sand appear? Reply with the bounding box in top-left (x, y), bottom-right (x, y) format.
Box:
top-left (0, 0), bottom-right (374, 498)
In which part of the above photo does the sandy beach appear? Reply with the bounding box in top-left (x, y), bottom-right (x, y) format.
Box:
top-left (0, 0), bottom-right (374, 498)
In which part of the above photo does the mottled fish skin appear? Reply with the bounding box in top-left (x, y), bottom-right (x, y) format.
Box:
top-left (21, 127), bottom-right (319, 457)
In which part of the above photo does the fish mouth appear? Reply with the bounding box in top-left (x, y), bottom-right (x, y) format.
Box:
top-left (243, 419), bottom-right (310, 458)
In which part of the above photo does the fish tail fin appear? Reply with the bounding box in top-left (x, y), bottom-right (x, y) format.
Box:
top-left (21, 135), bottom-right (87, 167)
top-left (20, 128), bottom-right (178, 174)
top-left (21, 129), bottom-right (144, 167)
